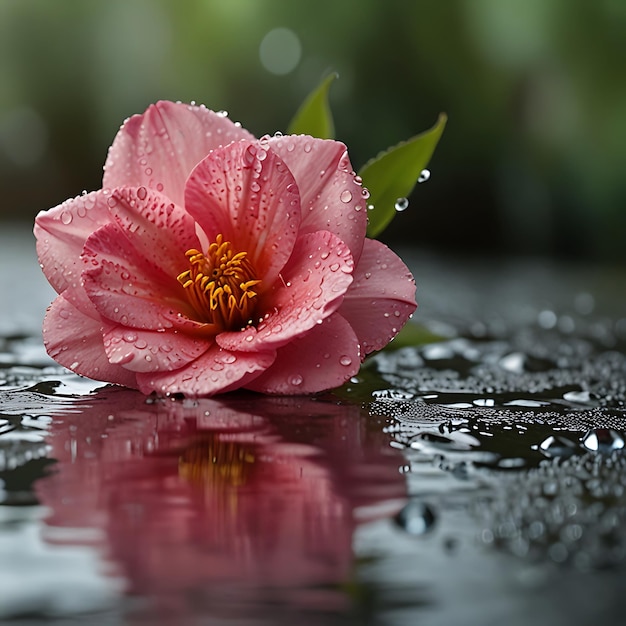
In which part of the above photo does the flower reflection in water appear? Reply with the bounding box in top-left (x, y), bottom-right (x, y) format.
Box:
top-left (36, 388), bottom-right (406, 622)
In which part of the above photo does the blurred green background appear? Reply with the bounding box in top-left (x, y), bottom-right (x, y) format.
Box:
top-left (1, 0), bottom-right (625, 263)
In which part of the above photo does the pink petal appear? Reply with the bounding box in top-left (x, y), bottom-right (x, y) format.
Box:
top-left (82, 223), bottom-right (204, 330)
top-left (245, 313), bottom-right (360, 394)
top-left (184, 141), bottom-right (301, 287)
top-left (106, 186), bottom-right (201, 279)
top-left (268, 135), bottom-right (367, 262)
top-left (216, 230), bottom-right (353, 353)
top-left (103, 101), bottom-right (254, 206)
top-left (102, 325), bottom-right (210, 373)
top-left (338, 239), bottom-right (417, 357)
top-left (43, 295), bottom-right (138, 388)
top-left (135, 345), bottom-right (276, 397)
top-left (34, 190), bottom-right (112, 315)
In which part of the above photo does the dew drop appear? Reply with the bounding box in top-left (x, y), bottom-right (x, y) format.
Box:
top-left (137, 186), bottom-right (147, 200)
top-left (340, 190), bottom-right (353, 203)
top-left (418, 169), bottom-right (431, 183)
top-left (339, 355), bottom-right (352, 366)
top-left (289, 374), bottom-right (303, 386)
top-left (60, 211), bottom-right (73, 225)
top-left (395, 197), bottom-right (409, 212)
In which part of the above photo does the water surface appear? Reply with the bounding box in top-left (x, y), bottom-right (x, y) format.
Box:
top-left (1, 225), bottom-right (625, 625)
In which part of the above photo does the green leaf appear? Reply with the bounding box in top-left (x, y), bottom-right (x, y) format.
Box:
top-left (360, 113), bottom-right (447, 238)
top-left (287, 72), bottom-right (338, 139)
top-left (384, 321), bottom-right (446, 350)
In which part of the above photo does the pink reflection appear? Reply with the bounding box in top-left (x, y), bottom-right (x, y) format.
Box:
top-left (36, 388), bottom-right (406, 621)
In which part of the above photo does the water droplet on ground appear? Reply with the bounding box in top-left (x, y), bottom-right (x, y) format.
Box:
top-left (581, 428), bottom-right (625, 453)
top-left (394, 500), bottom-right (436, 535)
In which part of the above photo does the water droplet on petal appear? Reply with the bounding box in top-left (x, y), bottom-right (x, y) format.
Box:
top-left (61, 211), bottom-right (73, 224)
top-left (418, 169), bottom-right (430, 183)
top-left (137, 186), bottom-right (147, 200)
top-left (339, 355), bottom-right (352, 366)
top-left (289, 374), bottom-right (303, 386)
top-left (340, 190), bottom-right (353, 203)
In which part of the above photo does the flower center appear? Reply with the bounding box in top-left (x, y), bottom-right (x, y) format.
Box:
top-left (177, 234), bottom-right (261, 329)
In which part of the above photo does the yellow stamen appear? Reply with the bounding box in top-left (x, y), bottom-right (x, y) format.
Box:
top-left (177, 234), bottom-right (261, 329)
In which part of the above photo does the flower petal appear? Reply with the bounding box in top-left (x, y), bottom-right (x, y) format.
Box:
top-left (82, 223), bottom-right (208, 332)
top-left (216, 230), bottom-right (353, 352)
top-left (102, 326), bottom-right (209, 373)
top-left (106, 186), bottom-right (201, 279)
top-left (103, 102), bottom-right (254, 206)
top-left (34, 191), bottom-right (112, 314)
top-left (245, 313), bottom-right (360, 394)
top-left (184, 141), bottom-right (301, 287)
top-left (268, 135), bottom-right (367, 262)
top-left (135, 345), bottom-right (276, 397)
top-left (43, 295), bottom-right (138, 388)
top-left (338, 238), bottom-right (417, 357)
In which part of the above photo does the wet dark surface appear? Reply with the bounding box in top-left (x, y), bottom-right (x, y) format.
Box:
top-left (1, 224), bottom-right (625, 625)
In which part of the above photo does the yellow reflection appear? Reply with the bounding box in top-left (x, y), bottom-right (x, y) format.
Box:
top-left (178, 434), bottom-right (256, 490)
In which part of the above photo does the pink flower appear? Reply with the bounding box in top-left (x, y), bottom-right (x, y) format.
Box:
top-left (35, 101), bottom-right (416, 397)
